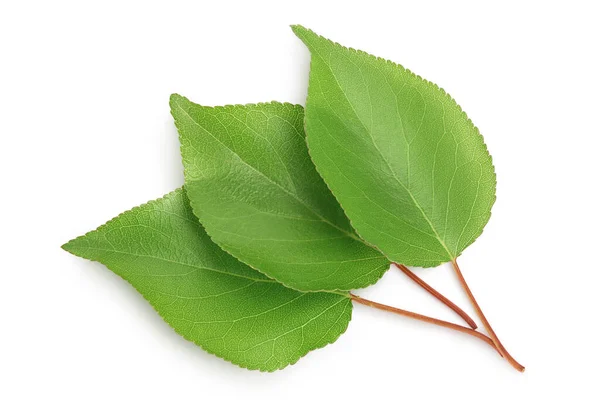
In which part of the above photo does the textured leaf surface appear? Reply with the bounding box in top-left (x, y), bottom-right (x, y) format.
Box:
top-left (171, 96), bottom-right (389, 291)
top-left (62, 189), bottom-right (352, 371)
top-left (293, 26), bottom-right (496, 267)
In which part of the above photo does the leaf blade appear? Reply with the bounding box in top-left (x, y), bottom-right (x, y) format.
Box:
top-left (171, 96), bottom-right (389, 291)
top-left (293, 25), bottom-right (496, 267)
top-left (62, 189), bottom-right (352, 371)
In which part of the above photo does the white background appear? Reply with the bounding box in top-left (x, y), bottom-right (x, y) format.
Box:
top-left (1, 1), bottom-right (599, 398)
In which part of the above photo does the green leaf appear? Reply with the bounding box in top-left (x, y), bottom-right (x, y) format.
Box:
top-left (62, 189), bottom-right (352, 372)
top-left (170, 96), bottom-right (389, 291)
top-left (292, 25), bottom-right (496, 267)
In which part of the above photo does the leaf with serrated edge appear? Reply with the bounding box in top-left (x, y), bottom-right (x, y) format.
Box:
top-left (62, 189), bottom-right (352, 372)
top-left (170, 96), bottom-right (389, 291)
top-left (292, 25), bottom-right (496, 267)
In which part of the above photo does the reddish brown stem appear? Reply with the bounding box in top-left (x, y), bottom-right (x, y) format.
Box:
top-left (394, 263), bottom-right (478, 329)
top-left (350, 294), bottom-right (501, 356)
top-left (450, 259), bottom-right (525, 372)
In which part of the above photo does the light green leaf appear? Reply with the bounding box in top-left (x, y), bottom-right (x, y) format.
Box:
top-left (170, 96), bottom-right (389, 291)
top-left (62, 189), bottom-right (352, 372)
top-left (292, 25), bottom-right (496, 267)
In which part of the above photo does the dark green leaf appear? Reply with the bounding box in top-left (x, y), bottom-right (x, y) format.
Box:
top-left (62, 189), bottom-right (352, 371)
top-left (171, 96), bottom-right (389, 290)
top-left (293, 25), bottom-right (496, 267)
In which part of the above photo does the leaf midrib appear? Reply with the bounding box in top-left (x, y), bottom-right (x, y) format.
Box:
top-left (65, 243), bottom-right (275, 283)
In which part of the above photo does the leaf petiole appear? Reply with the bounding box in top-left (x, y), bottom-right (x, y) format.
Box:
top-left (450, 259), bottom-right (525, 372)
top-left (394, 263), bottom-right (478, 329)
top-left (349, 294), bottom-right (502, 356)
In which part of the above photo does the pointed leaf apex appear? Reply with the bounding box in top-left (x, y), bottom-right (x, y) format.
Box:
top-left (290, 24), bottom-right (305, 33)
top-left (60, 241), bottom-right (71, 252)
top-left (290, 25), bottom-right (315, 44)
top-left (169, 93), bottom-right (186, 107)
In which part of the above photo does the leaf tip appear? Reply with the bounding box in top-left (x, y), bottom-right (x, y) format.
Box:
top-left (169, 93), bottom-right (185, 108)
top-left (61, 236), bottom-right (81, 257)
top-left (290, 24), bottom-right (314, 44)
top-left (290, 24), bottom-right (306, 34)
